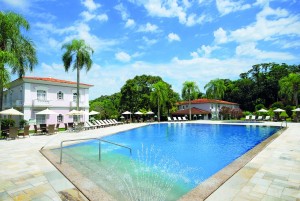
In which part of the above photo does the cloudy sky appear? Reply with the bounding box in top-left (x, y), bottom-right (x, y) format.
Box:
top-left (1, 0), bottom-right (300, 99)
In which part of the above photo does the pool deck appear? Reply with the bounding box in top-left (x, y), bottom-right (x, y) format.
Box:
top-left (0, 121), bottom-right (299, 201)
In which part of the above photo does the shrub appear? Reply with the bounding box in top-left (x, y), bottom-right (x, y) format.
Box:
top-left (1, 119), bottom-right (15, 129)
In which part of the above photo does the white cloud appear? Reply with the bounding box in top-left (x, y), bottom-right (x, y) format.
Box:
top-left (81, 0), bottom-right (101, 11)
top-left (137, 23), bottom-right (159, 33)
top-left (80, 11), bottom-right (108, 22)
top-left (125, 19), bottom-right (135, 28)
top-left (142, 36), bottom-right (158, 46)
top-left (216, 0), bottom-right (251, 16)
top-left (214, 28), bottom-right (228, 44)
top-left (168, 33), bottom-right (181, 42)
top-left (185, 13), bottom-right (206, 26)
top-left (236, 42), bottom-right (295, 60)
top-left (115, 51), bottom-right (131, 62)
top-left (96, 14), bottom-right (108, 22)
top-left (1, 0), bottom-right (29, 9)
top-left (114, 3), bottom-right (129, 20)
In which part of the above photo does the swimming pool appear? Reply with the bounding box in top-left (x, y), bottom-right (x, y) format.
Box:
top-left (51, 123), bottom-right (280, 200)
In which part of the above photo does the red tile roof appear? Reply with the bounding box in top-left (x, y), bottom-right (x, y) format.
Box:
top-left (22, 76), bottom-right (93, 87)
top-left (177, 98), bottom-right (238, 105)
top-left (172, 107), bottom-right (211, 115)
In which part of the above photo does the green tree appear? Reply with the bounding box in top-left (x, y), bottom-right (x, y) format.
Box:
top-left (0, 11), bottom-right (37, 110)
top-left (279, 73), bottom-right (300, 106)
top-left (181, 81), bottom-right (200, 120)
top-left (150, 81), bottom-right (169, 122)
top-left (62, 39), bottom-right (94, 111)
top-left (205, 79), bottom-right (226, 119)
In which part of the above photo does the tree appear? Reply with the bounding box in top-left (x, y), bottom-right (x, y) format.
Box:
top-left (279, 73), bottom-right (300, 106)
top-left (181, 81), bottom-right (200, 120)
top-left (150, 81), bottom-right (169, 122)
top-left (62, 39), bottom-right (94, 112)
top-left (0, 11), bottom-right (37, 111)
top-left (205, 79), bottom-right (226, 119)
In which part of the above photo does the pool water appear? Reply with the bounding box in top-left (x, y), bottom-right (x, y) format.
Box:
top-left (52, 123), bottom-right (280, 200)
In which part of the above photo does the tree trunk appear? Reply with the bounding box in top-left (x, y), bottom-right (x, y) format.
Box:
top-left (76, 62), bottom-right (80, 122)
top-left (294, 91), bottom-right (298, 106)
top-left (157, 98), bottom-right (160, 122)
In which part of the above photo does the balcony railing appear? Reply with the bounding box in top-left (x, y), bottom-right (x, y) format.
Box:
top-left (70, 101), bottom-right (85, 108)
top-left (33, 99), bottom-right (51, 107)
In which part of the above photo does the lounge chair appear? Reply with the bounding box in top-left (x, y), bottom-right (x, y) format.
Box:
top-left (47, 124), bottom-right (55, 135)
top-left (245, 115), bottom-right (250, 121)
top-left (257, 116), bottom-right (263, 121)
top-left (173, 117), bottom-right (178, 121)
top-left (7, 127), bottom-right (19, 140)
top-left (112, 119), bottom-right (123, 125)
top-left (103, 120), bottom-right (114, 126)
top-left (178, 117), bottom-right (183, 121)
top-left (34, 125), bottom-right (42, 135)
top-left (107, 119), bottom-right (117, 125)
top-left (96, 120), bottom-right (107, 127)
top-left (182, 117), bottom-right (187, 121)
top-left (92, 121), bottom-right (103, 128)
top-left (251, 115), bottom-right (256, 121)
top-left (264, 116), bottom-right (270, 121)
top-left (18, 125), bottom-right (30, 138)
top-left (99, 120), bottom-right (110, 127)
top-left (167, 117), bottom-right (172, 121)
top-left (86, 121), bottom-right (97, 129)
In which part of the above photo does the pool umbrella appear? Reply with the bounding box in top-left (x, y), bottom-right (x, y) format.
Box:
top-left (292, 108), bottom-right (300, 112)
top-left (36, 108), bottom-right (58, 115)
top-left (122, 111), bottom-right (132, 122)
top-left (274, 108), bottom-right (285, 112)
top-left (120, 116), bottom-right (125, 119)
top-left (258, 108), bottom-right (268, 113)
top-left (66, 109), bottom-right (81, 115)
top-left (146, 111), bottom-right (154, 115)
top-left (134, 111), bottom-right (143, 115)
top-left (89, 110), bottom-right (99, 115)
top-left (0, 108), bottom-right (24, 116)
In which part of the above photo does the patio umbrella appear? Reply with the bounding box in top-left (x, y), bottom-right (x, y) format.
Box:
top-left (274, 108), bottom-right (285, 112)
top-left (0, 108), bottom-right (24, 116)
top-left (120, 116), bottom-right (125, 119)
top-left (66, 110), bottom-right (81, 115)
top-left (122, 111), bottom-right (132, 115)
top-left (36, 108), bottom-right (58, 115)
top-left (292, 108), bottom-right (300, 112)
top-left (146, 111), bottom-right (154, 115)
top-left (89, 110), bottom-right (99, 115)
top-left (258, 108), bottom-right (268, 113)
top-left (134, 111), bottom-right (143, 115)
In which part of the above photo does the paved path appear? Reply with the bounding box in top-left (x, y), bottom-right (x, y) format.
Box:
top-left (0, 122), bottom-right (299, 201)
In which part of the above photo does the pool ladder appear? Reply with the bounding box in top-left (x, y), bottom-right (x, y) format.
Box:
top-left (59, 138), bottom-right (132, 164)
top-left (281, 120), bottom-right (287, 128)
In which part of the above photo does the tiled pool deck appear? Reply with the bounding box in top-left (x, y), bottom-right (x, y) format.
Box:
top-left (0, 121), bottom-right (299, 200)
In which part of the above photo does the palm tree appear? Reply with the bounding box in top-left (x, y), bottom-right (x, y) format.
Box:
top-left (0, 11), bottom-right (37, 111)
top-left (150, 81), bottom-right (168, 122)
top-left (204, 79), bottom-right (226, 119)
top-left (181, 81), bottom-right (200, 120)
top-left (279, 73), bottom-right (300, 106)
top-left (61, 39), bottom-right (94, 112)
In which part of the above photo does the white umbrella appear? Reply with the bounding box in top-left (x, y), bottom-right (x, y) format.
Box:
top-left (146, 111), bottom-right (154, 115)
top-left (292, 108), bottom-right (300, 112)
top-left (66, 110), bottom-right (82, 115)
top-left (89, 110), bottom-right (99, 115)
top-left (122, 111), bottom-right (132, 114)
top-left (36, 108), bottom-right (58, 115)
top-left (120, 116), bottom-right (125, 119)
top-left (274, 108), bottom-right (285, 112)
top-left (134, 111), bottom-right (143, 115)
top-left (258, 108), bottom-right (268, 113)
top-left (0, 108), bottom-right (24, 116)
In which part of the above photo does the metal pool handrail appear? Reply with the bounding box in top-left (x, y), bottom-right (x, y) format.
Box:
top-left (281, 120), bottom-right (287, 128)
top-left (59, 137), bottom-right (132, 164)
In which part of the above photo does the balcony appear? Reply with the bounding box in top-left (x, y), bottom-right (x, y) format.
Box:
top-left (33, 99), bottom-right (51, 107)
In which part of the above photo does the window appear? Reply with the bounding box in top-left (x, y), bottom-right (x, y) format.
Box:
top-left (36, 114), bottom-right (46, 124)
top-left (73, 92), bottom-right (77, 102)
top-left (73, 115), bottom-right (79, 122)
top-left (57, 91), bottom-right (64, 100)
top-left (37, 90), bottom-right (46, 101)
top-left (57, 114), bottom-right (63, 123)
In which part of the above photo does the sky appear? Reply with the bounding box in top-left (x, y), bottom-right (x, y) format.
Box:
top-left (1, 0), bottom-right (300, 100)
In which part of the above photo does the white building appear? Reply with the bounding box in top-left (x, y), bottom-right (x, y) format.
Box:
top-left (173, 98), bottom-right (240, 120)
top-left (2, 77), bottom-right (93, 127)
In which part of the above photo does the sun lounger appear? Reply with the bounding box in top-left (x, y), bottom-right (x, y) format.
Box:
top-left (173, 117), bottom-right (178, 121)
top-left (245, 115), bottom-right (250, 121)
top-left (107, 119), bottom-right (117, 125)
top-left (167, 117), bottom-right (172, 121)
top-left (251, 115), bottom-right (256, 121)
top-left (264, 116), bottom-right (270, 121)
top-left (112, 119), bottom-right (123, 125)
top-left (104, 119), bottom-right (115, 126)
top-left (96, 120), bottom-right (108, 127)
top-left (257, 116), bottom-right (263, 121)
top-left (178, 117), bottom-right (183, 121)
top-left (182, 117), bottom-right (187, 121)
top-left (86, 121), bottom-right (97, 129)
top-left (92, 121), bottom-right (102, 128)
top-left (18, 125), bottom-right (30, 138)
top-left (100, 120), bottom-right (111, 126)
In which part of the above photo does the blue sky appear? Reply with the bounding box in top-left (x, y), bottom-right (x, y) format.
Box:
top-left (1, 0), bottom-right (300, 100)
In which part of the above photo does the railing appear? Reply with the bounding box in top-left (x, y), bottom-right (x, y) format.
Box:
top-left (33, 99), bottom-right (51, 107)
top-left (59, 138), bottom-right (132, 164)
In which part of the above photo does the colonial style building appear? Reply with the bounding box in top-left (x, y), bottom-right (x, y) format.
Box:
top-left (2, 77), bottom-right (92, 126)
top-left (173, 98), bottom-right (240, 120)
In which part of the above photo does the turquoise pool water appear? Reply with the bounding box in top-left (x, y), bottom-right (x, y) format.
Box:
top-left (53, 123), bottom-right (280, 200)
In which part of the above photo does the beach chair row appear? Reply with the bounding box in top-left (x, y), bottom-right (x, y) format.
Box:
top-left (84, 119), bottom-right (123, 129)
top-left (167, 116), bottom-right (188, 121)
top-left (245, 115), bottom-right (270, 121)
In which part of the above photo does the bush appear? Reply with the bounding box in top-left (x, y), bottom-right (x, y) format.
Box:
top-left (270, 101), bottom-right (284, 109)
top-left (285, 105), bottom-right (293, 117)
top-left (19, 119), bottom-right (28, 128)
top-left (279, 112), bottom-right (288, 120)
top-left (1, 119), bottom-right (15, 128)
top-left (255, 104), bottom-right (265, 111)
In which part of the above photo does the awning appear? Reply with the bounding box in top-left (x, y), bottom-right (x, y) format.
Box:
top-left (172, 107), bottom-right (210, 115)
